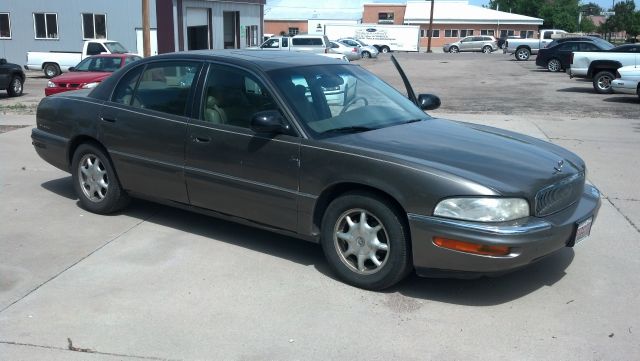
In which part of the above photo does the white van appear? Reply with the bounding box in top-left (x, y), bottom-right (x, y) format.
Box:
top-left (255, 35), bottom-right (330, 54)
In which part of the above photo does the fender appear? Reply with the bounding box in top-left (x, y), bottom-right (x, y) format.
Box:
top-left (588, 60), bottom-right (623, 78)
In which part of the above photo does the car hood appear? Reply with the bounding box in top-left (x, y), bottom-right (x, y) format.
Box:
top-left (326, 118), bottom-right (585, 196)
top-left (51, 71), bottom-right (111, 84)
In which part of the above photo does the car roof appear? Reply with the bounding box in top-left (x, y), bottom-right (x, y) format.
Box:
top-left (86, 53), bottom-right (139, 58)
top-left (146, 50), bottom-right (346, 71)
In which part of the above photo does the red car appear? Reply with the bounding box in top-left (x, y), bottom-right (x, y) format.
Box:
top-left (45, 53), bottom-right (141, 96)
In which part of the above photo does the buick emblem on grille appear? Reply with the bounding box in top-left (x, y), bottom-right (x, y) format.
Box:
top-left (553, 159), bottom-right (564, 174)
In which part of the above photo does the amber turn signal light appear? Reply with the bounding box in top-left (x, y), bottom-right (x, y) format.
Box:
top-left (433, 237), bottom-right (510, 256)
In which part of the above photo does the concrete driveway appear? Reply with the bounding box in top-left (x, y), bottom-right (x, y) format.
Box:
top-left (0, 53), bottom-right (638, 360)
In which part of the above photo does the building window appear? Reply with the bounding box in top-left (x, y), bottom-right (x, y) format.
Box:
top-left (520, 30), bottom-right (534, 38)
top-left (481, 29), bottom-right (495, 36)
top-left (0, 13), bottom-right (11, 39)
top-left (444, 29), bottom-right (459, 38)
top-left (288, 27), bottom-right (299, 36)
top-left (460, 29), bottom-right (474, 37)
top-left (378, 12), bottom-right (394, 24)
top-left (246, 25), bottom-right (259, 47)
top-left (421, 29), bottom-right (439, 38)
top-left (33, 13), bottom-right (58, 39)
top-left (500, 29), bottom-right (515, 38)
top-left (82, 13), bottom-right (107, 39)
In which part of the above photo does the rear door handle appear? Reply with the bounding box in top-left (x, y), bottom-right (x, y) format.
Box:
top-left (193, 136), bottom-right (211, 143)
top-left (101, 116), bottom-right (116, 123)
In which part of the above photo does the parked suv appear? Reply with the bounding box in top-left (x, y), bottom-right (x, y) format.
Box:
top-left (255, 35), bottom-right (330, 54)
top-left (336, 38), bottom-right (379, 58)
top-left (0, 58), bottom-right (25, 97)
top-left (443, 36), bottom-right (498, 53)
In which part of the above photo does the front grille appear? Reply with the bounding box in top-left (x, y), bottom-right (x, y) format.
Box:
top-left (535, 172), bottom-right (584, 216)
top-left (58, 83), bottom-right (80, 88)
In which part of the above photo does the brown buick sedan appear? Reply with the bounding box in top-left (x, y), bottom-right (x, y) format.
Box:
top-left (32, 51), bottom-right (600, 290)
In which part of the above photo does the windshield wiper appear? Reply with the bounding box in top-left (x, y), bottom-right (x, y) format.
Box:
top-left (322, 126), bottom-right (377, 135)
top-left (403, 118), bottom-right (424, 124)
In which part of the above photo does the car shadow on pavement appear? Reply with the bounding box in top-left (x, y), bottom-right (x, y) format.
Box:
top-left (390, 248), bottom-right (574, 306)
top-left (556, 87), bottom-right (596, 93)
top-left (42, 176), bottom-right (574, 305)
top-left (602, 96), bottom-right (640, 104)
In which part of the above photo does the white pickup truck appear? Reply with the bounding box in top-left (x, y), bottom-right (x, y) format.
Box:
top-left (504, 29), bottom-right (567, 61)
top-left (25, 40), bottom-right (130, 78)
top-left (569, 44), bottom-right (640, 93)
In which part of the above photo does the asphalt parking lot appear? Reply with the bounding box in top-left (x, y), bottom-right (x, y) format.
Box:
top-left (1, 52), bottom-right (639, 360)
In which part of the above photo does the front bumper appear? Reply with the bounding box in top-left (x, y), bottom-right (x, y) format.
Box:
top-left (408, 184), bottom-right (601, 277)
top-left (44, 87), bottom-right (77, 96)
top-left (612, 79), bottom-right (639, 95)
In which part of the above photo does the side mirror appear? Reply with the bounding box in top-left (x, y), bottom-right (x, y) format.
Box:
top-left (251, 110), bottom-right (290, 134)
top-left (0, 58), bottom-right (6, 65)
top-left (69, 67), bottom-right (76, 72)
top-left (417, 94), bottom-right (441, 110)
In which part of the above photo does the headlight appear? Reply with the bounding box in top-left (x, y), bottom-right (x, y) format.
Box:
top-left (81, 82), bottom-right (100, 89)
top-left (47, 81), bottom-right (56, 88)
top-left (434, 197), bottom-right (529, 222)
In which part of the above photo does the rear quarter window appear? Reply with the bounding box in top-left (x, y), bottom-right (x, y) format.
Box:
top-left (292, 37), bottom-right (323, 46)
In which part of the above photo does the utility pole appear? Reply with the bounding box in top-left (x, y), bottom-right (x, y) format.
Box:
top-left (426, 0), bottom-right (435, 53)
top-left (142, 0), bottom-right (151, 57)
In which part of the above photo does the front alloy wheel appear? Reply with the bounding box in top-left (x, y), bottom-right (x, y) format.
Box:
top-left (449, 46), bottom-right (459, 53)
top-left (7, 77), bottom-right (23, 96)
top-left (321, 192), bottom-right (411, 290)
top-left (334, 209), bottom-right (390, 275)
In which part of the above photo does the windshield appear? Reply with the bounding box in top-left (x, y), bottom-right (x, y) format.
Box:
top-left (74, 56), bottom-right (122, 72)
top-left (104, 42), bottom-right (128, 53)
top-left (268, 64), bottom-right (430, 138)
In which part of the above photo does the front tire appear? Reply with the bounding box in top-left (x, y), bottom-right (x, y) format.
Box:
top-left (592, 70), bottom-right (615, 94)
top-left (515, 47), bottom-right (530, 61)
top-left (71, 143), bottom-right (129, 214)
top-left (547, 58), bottom-right (562, 72)
top-left (449, 46), bottom-right (459, 53)
top-left (320, 192), bottom-right (412, 290)
top-left (7, 76), bottom-right (23, 97)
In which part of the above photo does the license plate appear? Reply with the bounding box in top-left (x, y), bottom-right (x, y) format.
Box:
top-left (574, 217), bottom-right (593, 245)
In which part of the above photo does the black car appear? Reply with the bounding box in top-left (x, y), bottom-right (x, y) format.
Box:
top-left (0, 58), bottom-right (25, 96)
top-left (536, 39), bottom-right (614, 72)
top-left (31, 51), bottom-right (600, 290)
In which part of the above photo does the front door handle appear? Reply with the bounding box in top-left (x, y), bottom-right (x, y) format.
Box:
top-left (101, 116), bottom-right (117, 123)
top-left (193, 136), bottom-right (211, 143)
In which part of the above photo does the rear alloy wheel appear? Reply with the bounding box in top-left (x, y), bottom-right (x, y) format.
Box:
top-left (449, 46), bottom-right (459, 53)
top-left (482, 45), bottom-right (492, 54)
top-left (362, 51), bottom-right (371, 58)
top-left (72, 143), bottom-right (129, 214)
top-left (592, 70), bottom-right (615, 94)
top-left (547, 58), bottom-right (562, 72)
top-left (320, 192), bottom-right (411, 290)
top-left (515, 47), bottom-right (530, 61)
top-left (7, 76), bottom-right (23, 97)
top-left (43, 63), bottom-right (60, 78)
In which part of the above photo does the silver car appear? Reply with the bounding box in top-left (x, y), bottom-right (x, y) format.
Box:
top-left (443, 36), bottom-right (498, 53)
top-left (329, 41), bottom-right (361, 61)
top-left (337, 38), bottom-right (380, 58)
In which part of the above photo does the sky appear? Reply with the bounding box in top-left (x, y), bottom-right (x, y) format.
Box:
top-left (468, 0), bottom-right (626, 11)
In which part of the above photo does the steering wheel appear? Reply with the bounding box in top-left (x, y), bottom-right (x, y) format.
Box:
top-left (340, 96), bottom-right (369, 115)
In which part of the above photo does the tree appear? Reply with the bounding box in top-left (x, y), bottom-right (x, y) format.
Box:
top-left (580, 2), bottom-right (603, 16)
top-left (488, 0), bottom-right (581, 31)
top-left (605, 0), bottom-right (640, 38)
top-left (579, 16), bottom-right (597, 33)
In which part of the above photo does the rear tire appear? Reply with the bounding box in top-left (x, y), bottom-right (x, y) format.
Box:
top-left (592, 70), bottom-right (615, 94)
top-left (7, 76), bottom-right (23, 97)
top-left (43, 63), bottom-right (60, 78)
top-left (515, 47), bottom-right (530, 61)
top-left (71, 143), bottom-right (129, 214)
top-left (547, 58), bottom-right (562, 72)
top-left (320, 191), bottom-right (412, 290)
top-left (482, 45), bottom-right (492, 54)
top-left (380, 46), bottom-right (390, 54)
top-left (362, 51), bottom-right (371, 58)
